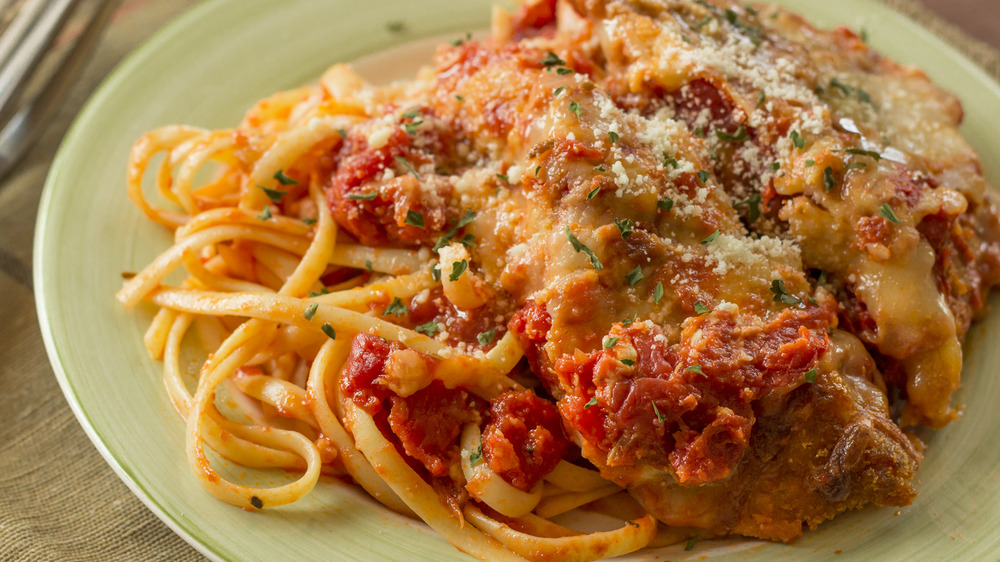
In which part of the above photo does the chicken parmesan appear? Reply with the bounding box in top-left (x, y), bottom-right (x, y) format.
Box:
top-left (118, 0), bottom-right (1000, 558)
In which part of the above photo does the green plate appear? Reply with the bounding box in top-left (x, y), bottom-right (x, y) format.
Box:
top-left (34, 0), bottom-right (1000, 559)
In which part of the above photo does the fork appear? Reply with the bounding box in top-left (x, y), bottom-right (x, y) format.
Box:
top-left (0, 0), bottom-right (121, 181)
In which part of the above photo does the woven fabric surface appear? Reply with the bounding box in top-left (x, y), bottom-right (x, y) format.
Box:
top-left (0, 0), bottom-right (996, 560)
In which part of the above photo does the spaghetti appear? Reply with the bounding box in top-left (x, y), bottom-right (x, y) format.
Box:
top-left (117, 0), bottom-right (1000, 559)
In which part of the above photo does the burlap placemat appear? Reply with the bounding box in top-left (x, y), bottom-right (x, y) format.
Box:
top-left (1, 0), bottom-right (997, 560)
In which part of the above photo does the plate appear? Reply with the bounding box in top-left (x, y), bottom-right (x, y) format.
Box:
top-left (34, 0), bottom-right (1000, 560)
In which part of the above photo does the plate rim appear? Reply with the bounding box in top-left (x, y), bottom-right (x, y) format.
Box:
top-left (33, 0), bottom-right (1000, 560)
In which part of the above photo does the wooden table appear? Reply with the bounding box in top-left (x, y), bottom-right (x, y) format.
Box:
top-left (922, 0), bottom-right (1000, 49)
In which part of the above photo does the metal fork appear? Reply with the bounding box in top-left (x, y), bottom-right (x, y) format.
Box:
top-left (0, 0), bottom-right (121, 180)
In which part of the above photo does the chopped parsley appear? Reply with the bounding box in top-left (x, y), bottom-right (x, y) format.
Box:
top-left (834, 147), bottom-right (882, 160)
top-left (541, 51), bottom-right (565, 67)
top-left (653, 282), bottom-right (664, 304)
top-left (587, 186), bottom-right (601, 200)
top-left (734, 192), bottom-right (762, 223)
top-left (701, 229), bottom-right (721, 245)
top-left (657, 197), bottom-right (674, 212)
top-left (382, 298), bottom-right (407, 317)
top-left (693, 301), bottom-right (712, 315)
top-left (308, 288), bottom-right (330, 298)
top-left (716, 125), bottom-right (748, 143)
top-left (365, 259), bottom-right (374, 272)
top-left (608, 131), bottom-right (620, 143)
top-left (603, 336), bottom-right (620, 349)
top-left (433, 209), bottom-right (477, 252)
top-left (662, 153), bottom-right (679, 169)
top-left (724, 8), bottom-right (763, 47)
top-left (694, 127), bottom-right (706, 139)
top-left (620, 358), bottom-right (636, 366)
top-left (469, 445), bottom-right (483, 466)
top-left (477, 327), bottom-right (496, 346)
top-left (348, 191), bottom-right (378, 200)
top-left (553, 86), bottom-right (566, 96)
top-left (686, 364), bottom-right (704, 375)
top-left (804, 367), bottom-right (819, 383)
top-left (594, 165), bottom-right (605, 172)
top-left (880, 203), bottom-right (901, 224)
top-left (568, 100), bottom-right (583, 120)
top-left (430, 264), bottom-right (441, 282)
top-left (336, 128), bottom-right (348, 139)
top-left (321, 323), bottom-right (336, 340)
top-left (394, 156), bottom-right (421, 179)
top-left (565, 227), bottom-right (603, 270)
top-left (556, 67), bottom-right (574, 75)
top-left (828, 77), bottom-right (879, 108)
top-left (769, 161), bottom-right (781, 173)
top-left (790, 130), bottom-right (805, 149)
top-left (585, 397), bottom-right (598, 409)
top-left (770, 279), bottom-right (802, 306)
top-left (273, 169), bottom-right (298, 186)
top-left (685, 534), bottom-right (699, 551)
top-left (496, 173), bottom-right (509, 183)
top-left (805, 159), bottom-right (815, 167)
top-left (757, 91), bottom-right (766, 108)
top-left (696, 170), bottom-right (710, 184)
top-left (258, 184), bottom-right (286, 202)
top-left (302, 218), bottom-right (317, 226)
top-left (415, 321), bottom-right (439, 337)
top-left (404, 120), bottom-right (423, 134)
top-left (693, 15), bottom-right (713, 30)
top-left (449, 32), bottom-right (471, 47)
top-left (258, 207), bottom-right (272, 221)
top-left (823, 166), bottom-right (835, 192)
top-left (652, 402), bottom-right (666, 423)
top-left (625, 266), bottom-right (644, 287)
top-left (449, 259), bottom-right (468, 281)
top-left (614, 218), bottom-right (634, 239)
top-left (404, 210), bottom-right (425, 228)
top-left (303, 303), bottom-right (319, 321)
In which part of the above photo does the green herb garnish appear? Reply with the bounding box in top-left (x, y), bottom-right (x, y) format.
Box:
top-left (382, 298), bottom-right (407, 317)
top-left (348, 191), bottom-right (378, 200)
top-left (449, 259), bottom-right (468, 281)
top-left (303, 303), bottom-right (318, 321)
top-left (566, 227), bottom-right (603, 270)
top-left (477, 327), bottom-right (496, 346)
top-left (614, 218), bottom-right (634, 239)
top-left (273, 170), bottom-right (298, 186)
top-left (880, 203), bottom-right (901, 224)
top-left (626, 266), bottom-right (644, 287)
top-left (770, 279), bottom-right (802, 306)
top-left (404, 210), bottom-right (425, 228)
top-left (415, 321), bottom-right (439, 337)
top-left (395, 156), bottom-right (421, 179)
top-left (258, 185), bottom-right (286, 202)
top-left (321, 323), bottom-right (336, 340)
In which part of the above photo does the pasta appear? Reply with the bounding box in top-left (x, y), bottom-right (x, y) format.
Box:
top-left (117, 0), bottom-right (1000, 559)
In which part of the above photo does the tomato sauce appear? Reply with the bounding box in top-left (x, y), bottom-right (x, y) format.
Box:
top-left (481, 390), bottom-right (569, 491)
top-left (554, 304), bottom-right (834, 485)
top-left (340, 334), bottom-right (485, 477)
